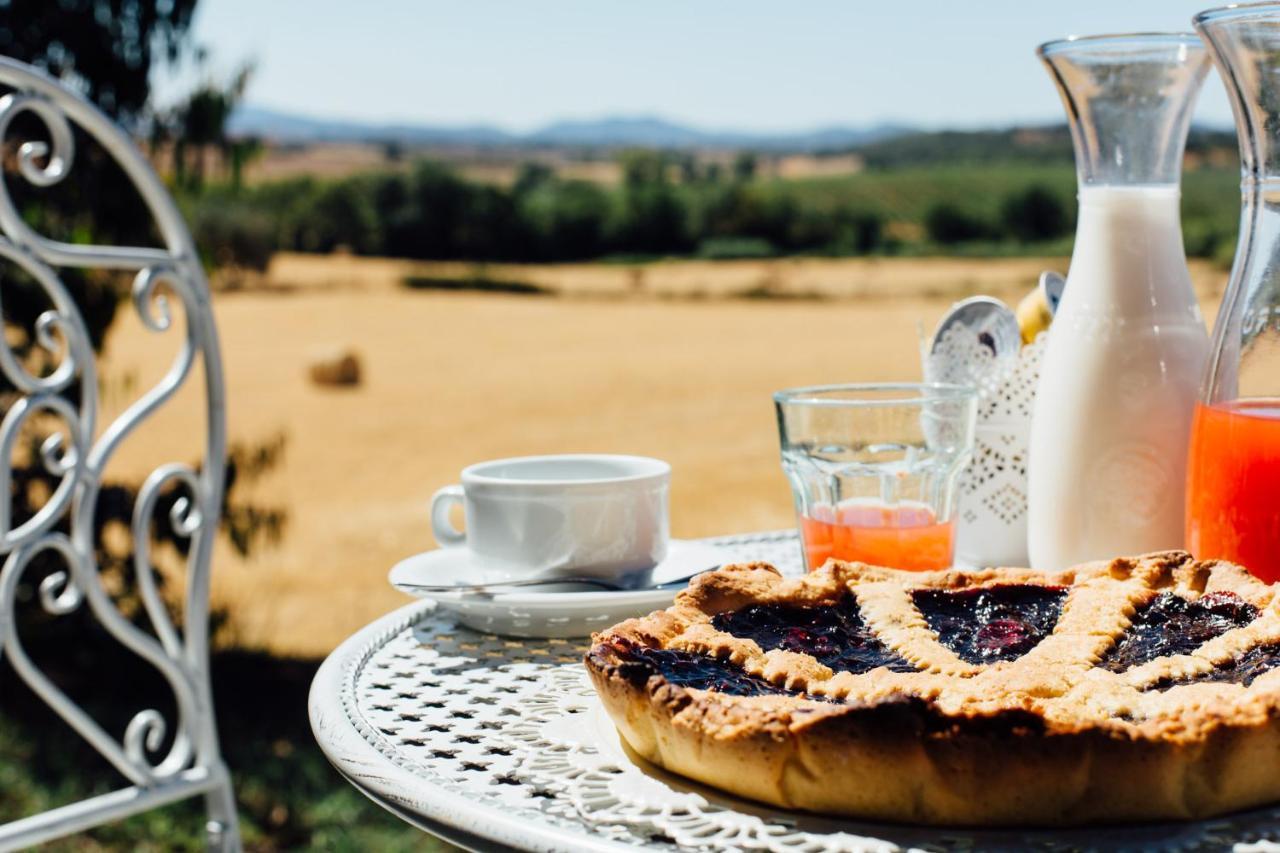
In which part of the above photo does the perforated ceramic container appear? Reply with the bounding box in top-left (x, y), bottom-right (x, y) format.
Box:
top-left (926, 329), bottom-right (1047, 568)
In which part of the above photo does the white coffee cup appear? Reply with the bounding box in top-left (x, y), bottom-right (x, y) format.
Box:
top-left (430, 454), bottom-right (670, 578)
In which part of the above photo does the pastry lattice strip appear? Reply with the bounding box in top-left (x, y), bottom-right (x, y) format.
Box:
top-left (604, 551), bottom-right (1280, 735)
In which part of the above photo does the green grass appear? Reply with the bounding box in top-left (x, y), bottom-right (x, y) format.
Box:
top-left (0, 647), bottom-right (456, 851)
top-left (770, 163), bottom-right (1079, 220)
top-left (767, 163), bottom-right (1238, 223)
top-left (750, 163), bottom-right (1242, 261)
top-left (192, 157), bottom-right (1244, 267)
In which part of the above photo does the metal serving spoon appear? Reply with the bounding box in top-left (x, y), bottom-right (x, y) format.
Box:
top-left (1039, 270), bottom-right (1066, 315)
top-left (397, 566), bottom-right (717, 595)
top-left (926, 295), bottom-right (1023, 388)
top-left (930, 295), bottom-right (1023, 359)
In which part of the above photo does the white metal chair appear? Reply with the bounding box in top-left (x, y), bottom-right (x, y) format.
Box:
top-left (0, 57), bottom-right (239, 850)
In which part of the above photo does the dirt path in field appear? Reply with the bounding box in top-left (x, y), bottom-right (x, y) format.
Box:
top-left (98, 254), bottom-right (1227, 656)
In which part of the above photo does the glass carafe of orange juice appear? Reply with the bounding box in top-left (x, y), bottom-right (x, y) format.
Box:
top-left (1188, 6), bottom-right (1280, 582)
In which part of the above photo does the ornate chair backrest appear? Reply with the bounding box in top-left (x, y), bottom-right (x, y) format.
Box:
top-left (0, 59), bottom-right (239, 850)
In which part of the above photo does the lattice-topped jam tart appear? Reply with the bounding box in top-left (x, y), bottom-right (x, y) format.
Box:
top-left (585, 552), bottom-right (1280, 826)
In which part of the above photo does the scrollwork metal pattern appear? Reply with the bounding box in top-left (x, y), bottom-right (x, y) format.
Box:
top-left (0, 57), bottom-right (239, 851)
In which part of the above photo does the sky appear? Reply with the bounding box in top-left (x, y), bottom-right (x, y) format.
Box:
top-left (152, 1), bottom-right (1239, 132)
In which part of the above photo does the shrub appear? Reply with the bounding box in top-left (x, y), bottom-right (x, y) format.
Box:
top-left (512, 162), bottom-right (554, 196)
top-left (235, 176), bottom-right (321, 251)
top-left (399, 162), bottom-right (474, 259)
top-left (827, 207), bottom-right (885, 254)
top-left (692, 184), bottom-right (796, 249)
top-left (924, 202), bottom-right (994, 244)
top-left (364, 172), bottom-right (417, 258)
top-left (518, 180), bottom-right (611, 260)
top-left (1183, 216), bottom-right (1236, 261)
top-left (300, 179), bottom-right (381, 254)
top-left (189, 198), bottom-right (275, 272)
top-left (610, 184), bottom-right (690, 255)
top-left (402, 274), bottom-right (547, 295)
top-left (696, 236), bottom-right (776, 259)
top-left (453, 183), bottom-right (528, 260)
top-left (1212, 235), bottom-right (1239, 270)
top-left (1000, 185), bottom-right (1070, 242)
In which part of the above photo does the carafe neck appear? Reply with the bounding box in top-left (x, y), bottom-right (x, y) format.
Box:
top-left (1038, 34), bottom-right (1208, 187)
top-left (1195, 4), bottom-right (1280, 403)
top-left (1197, 5), bottom-right (1280, 186)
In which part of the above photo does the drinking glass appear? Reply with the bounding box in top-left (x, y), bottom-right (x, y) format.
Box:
top-left (774, 383), bottom-right (977, 572)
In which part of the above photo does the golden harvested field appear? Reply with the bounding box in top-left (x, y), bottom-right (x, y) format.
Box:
top-left (238, 142), bottom-right (866, 187)
top-left (98, 253), bottom-right (1227, 657)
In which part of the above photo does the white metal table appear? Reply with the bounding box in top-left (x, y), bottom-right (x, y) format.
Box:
top-left (308, 531), bottom-right (1280, 852)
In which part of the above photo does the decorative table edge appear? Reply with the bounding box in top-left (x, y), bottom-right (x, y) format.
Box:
top-left (308, 599), bottom-right (633, 853)
top-left (307, 531), bottom-right (1280, 852)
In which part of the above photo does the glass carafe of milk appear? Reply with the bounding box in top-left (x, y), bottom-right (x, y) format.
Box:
top-left (1028, 34), bottom-right (1211, 570)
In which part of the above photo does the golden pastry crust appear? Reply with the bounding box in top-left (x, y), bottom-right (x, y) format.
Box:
top-left (585, 551), bottom-right (1280, 825)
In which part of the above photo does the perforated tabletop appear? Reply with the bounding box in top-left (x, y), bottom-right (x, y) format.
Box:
top-left (309, 531), bottom-right (1280, 852)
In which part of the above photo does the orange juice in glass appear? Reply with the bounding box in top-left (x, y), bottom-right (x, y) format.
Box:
top-left (800, 501), bottom-right (955, 571)
top-left (775, 384), bottom-right (976, 573)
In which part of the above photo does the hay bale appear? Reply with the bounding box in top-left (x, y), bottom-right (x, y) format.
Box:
top-left (308, 349), bottom-right (362, 387)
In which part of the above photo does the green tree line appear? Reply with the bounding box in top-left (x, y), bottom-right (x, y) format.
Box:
top-left (187, 148), bottom-right (1243, 272)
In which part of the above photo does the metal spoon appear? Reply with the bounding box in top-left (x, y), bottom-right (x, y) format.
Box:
top-left (1039, 270), bottom-right (1066, 315)
top-left (926, 295), bottom-right (1022, 386)
top-left (397, 566), bottom-right (716, 595)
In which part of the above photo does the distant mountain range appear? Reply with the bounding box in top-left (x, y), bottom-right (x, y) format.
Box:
top-left (227, 105), bottom-right (913, 151)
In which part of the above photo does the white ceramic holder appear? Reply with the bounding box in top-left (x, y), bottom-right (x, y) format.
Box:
top-left (925, 327), bottom-right (1047, 568)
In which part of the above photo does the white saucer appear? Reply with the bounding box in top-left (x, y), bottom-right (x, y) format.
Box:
top-left (388, 539), bottom-right (730, 638)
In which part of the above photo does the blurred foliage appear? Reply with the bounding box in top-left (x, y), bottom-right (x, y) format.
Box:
top-left (199, 151), bottom-right (890, 262)
top-left (697, 236), bottom-right (776, 260)
top-left (925, 202), bottom-right (995, 244)
top-left (185, 195), bottom-right (275, 274)
top-left (152, 63), bottom-right (260, 191)
top-left (0, 0), bottom-right (286, 622)
top-left (0, 6), bottom-right (298, 845)
top-left (403, 273), bottom-right (547, 295)
top-left (0, 646), bottom-right (447, 851)
top-left (0, 0), bottom-right (210, 340)
top-left (856, 127), bottom-right (1072, 169)
top-left (851, 124), bottom-right (1237, 170)
top-left (1000, 185), bottom-right (1070, 243)
top-left (518, 179), bottom-right (610, 260)
top-left (182, 135), bottom-right (1242, 264)
top-left (0, 0), bottom-right (197, 125)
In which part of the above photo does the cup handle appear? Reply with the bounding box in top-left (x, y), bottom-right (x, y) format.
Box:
top-left (430, 485), bottom-right (466, 547)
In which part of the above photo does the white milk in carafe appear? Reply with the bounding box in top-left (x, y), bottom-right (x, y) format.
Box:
top-left (1027, 185), bottom-right (1208, 570)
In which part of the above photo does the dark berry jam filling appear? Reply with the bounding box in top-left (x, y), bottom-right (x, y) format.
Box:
top-left (1149, 642), bottom-right (1280, 691)
top-left (912, 584), bottom-right (1068, 664)
top-left (1100, 591), bottom-right (1258, 673)
top-left (711, 596), bottom-right (916, 674)
top-left (611, 643), bottom-right (791, 697)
